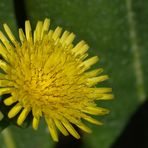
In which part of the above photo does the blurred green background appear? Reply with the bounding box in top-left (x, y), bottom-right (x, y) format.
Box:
top-left (0, 0), bottom-right (148, 148)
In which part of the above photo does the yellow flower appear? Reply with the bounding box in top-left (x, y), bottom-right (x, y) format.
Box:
top-left (0, 18), bottom-right (113, 141)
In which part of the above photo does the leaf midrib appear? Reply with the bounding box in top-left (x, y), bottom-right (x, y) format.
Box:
top-left (126, 0), bottom-right (146, 103)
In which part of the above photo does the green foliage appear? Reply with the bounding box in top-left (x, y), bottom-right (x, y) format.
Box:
top-left (0, 0), bottom-right (147, 147)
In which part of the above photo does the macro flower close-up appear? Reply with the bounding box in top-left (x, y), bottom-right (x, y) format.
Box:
top-left (0, 18), bottom-right (113, 142)
top-left (0, 0), bottom-right (147, 147)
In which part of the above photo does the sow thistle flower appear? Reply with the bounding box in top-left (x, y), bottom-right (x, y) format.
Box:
top-left (0, 18), bottom-right (113, 141)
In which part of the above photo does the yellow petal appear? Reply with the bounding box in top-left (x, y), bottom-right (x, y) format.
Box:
top-left (0, 31), bottom-right (12, 49)
top-left (54, 119), bottom-right (69, 136)
top-left (87, 75), bottom-right (109, 86)
top-left (19, 28), bottom-right (26, 43)
top-left (32, 117), bottom-right (40, 130)
top-left (0, 43), bottom-right (8, 60)
top-left (0, 59), bottom-right (9, 72)
top-left (82, 115), bottom-right (103, 125)
top-left (82, 56), bottom-right (99, 70)
top-left (3, 24), bottom-right (18, 45)
top-left (41, 18), bottom-right (50, 38)
top-left (4, 96), bottom-right (16, 106)
top-left (52, 27), bottom-right (62, 40)
top-left (82, 107), bottom-right (109, 115)
top-left (77, 123), bottom-right (92, 133)
top-left (75, 44), bottom-right (89, 55)
top-left (0, 73), bottom-right (7, 80)
top-left (47, 30), bottom-right (53, 39)
top-left (94, 88), bottom-right (112, 93)
top-left (64, 33), bottom-right (75, 45)
top-left (34, 21), bottom-right (43, 42)
top-left (72, 40), bottom-right (85, 53)
top-left (62, 119), bottom-right (80, 139)
top-left (60, 31), bottom-right (70, 43)
top-left (25, 20), bottom-right (32, 42)
top-left (0, 88), bottom-right (12, 95)
top-left (85, 68), bottom-right (104, 78)
top-left (46, 118), bottom-right (59, 142)
top-left (17, 108), bottom-right (30, 125)
top-left (8, 103), bottom-right (22, 118)
top-left (0, 80), bottom-right (13, 87)
top-left (98, 94), bottom-right (114, 100)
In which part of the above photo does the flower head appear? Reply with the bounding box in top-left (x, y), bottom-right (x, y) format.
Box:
top-left (0, 18), bottom-right (113, 141)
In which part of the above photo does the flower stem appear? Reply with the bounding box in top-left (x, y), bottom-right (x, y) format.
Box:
top-left (2, 128), bottom-right (16, 148)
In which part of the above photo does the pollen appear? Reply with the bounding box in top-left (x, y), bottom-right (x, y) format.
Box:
top-left (0, 18), bottom-right (113, 142)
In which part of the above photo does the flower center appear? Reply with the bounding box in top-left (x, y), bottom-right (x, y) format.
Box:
top-left (10, 40), bottom-right (84, 114)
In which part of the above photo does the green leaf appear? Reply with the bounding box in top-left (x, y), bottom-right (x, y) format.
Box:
top-left (132, 0), bottom-right (148, 95)
top-left (24, 0), bottom-right (147, 148)
top-left (0, 0), bottom-right (147, 147)
top-left (0, 121), bottom-right (54, 148)
top-left (0, 0), bottom-right (17, 31)
top-left (5, 120), bottom-right (54, 148)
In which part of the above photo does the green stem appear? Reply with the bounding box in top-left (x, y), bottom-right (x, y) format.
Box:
top-left (2, 128), bottom-right (16, 148)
